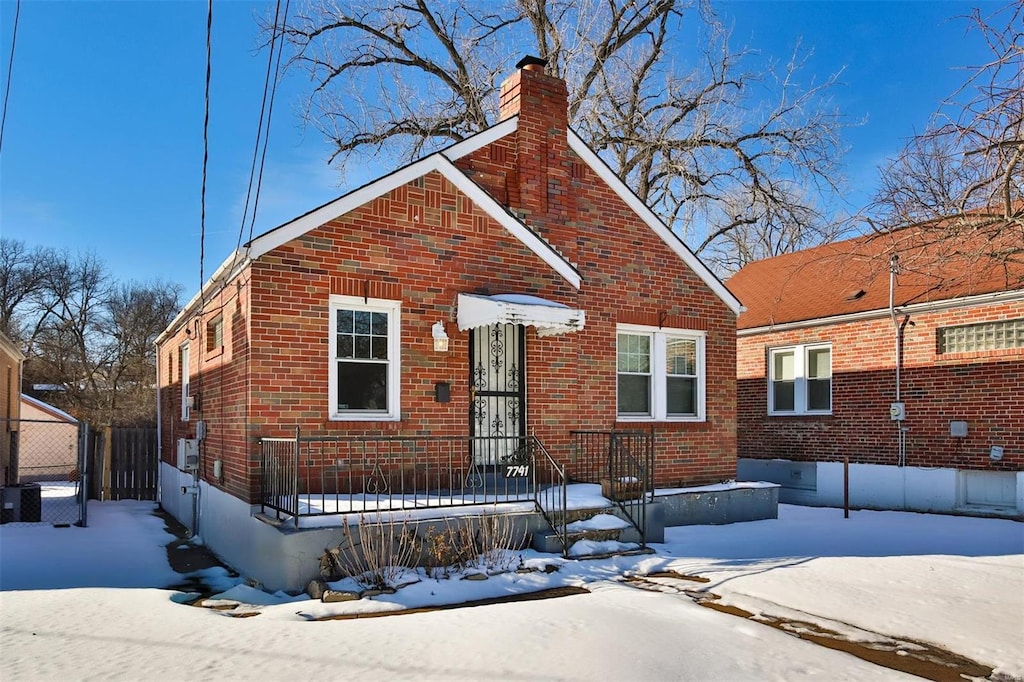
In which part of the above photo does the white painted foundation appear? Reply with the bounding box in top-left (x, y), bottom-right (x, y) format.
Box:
top-left (738, 458), bottom-right (1023, 518)
top-left (158, 462), bottom-right (350, 592)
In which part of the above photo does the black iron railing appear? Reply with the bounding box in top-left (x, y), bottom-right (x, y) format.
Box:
top-left (259, 431), bottom-right (568, 553)
top-left (570, 430), bottom-right (654, 546)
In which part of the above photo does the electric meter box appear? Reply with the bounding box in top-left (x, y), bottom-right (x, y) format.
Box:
top-left (176, 438), bottom-right (199, 472)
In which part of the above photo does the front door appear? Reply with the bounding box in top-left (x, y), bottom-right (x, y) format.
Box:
top-left (469, 324), bottom-right (525, 465)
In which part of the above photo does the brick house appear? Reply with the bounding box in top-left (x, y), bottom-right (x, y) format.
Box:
top-left (730, 222), bottom-right (1023, 517)
top-left (155, 57), bottom-right (745, 588)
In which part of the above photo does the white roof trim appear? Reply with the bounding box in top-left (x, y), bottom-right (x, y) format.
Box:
top-left (567, 131), bottom-right (744, 316)
top-left (21, 393), bottom-right (77, 423)
top-left (738, 288), bottom-right (1024, 336)
top-left (433, 156), bottom-right (581, 288)
top-left (457, 293), bottom-right (585, 337)
top-left (443, 117), bottom-right (518, 160)
top-left (246, 153), bottom-right (581, 289)
top-left (156, 251), bottom-right (250, 346)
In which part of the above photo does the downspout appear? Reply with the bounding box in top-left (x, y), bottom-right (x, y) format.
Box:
top-left (155, 343), bottom-right (162, 507)
top-left (889, 254), bottom-right (908, 510)
top-left (889, 255), bottom-right (901, 406)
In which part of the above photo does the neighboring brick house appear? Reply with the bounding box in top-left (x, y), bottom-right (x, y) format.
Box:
top-left (155, 57), bottom-right (743, 586)
top-left (1, 331), bottom-right (25, 487)
top-left (730, 222), bottom-right (1023, 517)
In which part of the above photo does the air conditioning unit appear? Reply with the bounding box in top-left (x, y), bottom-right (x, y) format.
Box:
top-left (177, 438), bottom-right (199, 472)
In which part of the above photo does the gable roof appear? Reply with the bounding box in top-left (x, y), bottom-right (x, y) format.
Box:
top-left (161, 112), bottom-right (744, 342)
top-left (566, 132), bottom-right (742, 315)
top-left (21, 393), bottom-right (77, 423)
top-left (729, 220), bottom-right (1024, 331)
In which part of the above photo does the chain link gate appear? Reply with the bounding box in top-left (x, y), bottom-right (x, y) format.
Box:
top-left (1, 418), bottom-right (90, 527)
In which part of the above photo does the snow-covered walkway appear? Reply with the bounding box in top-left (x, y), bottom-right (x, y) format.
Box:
top-left (1, 500), bottom-right (1021, 680)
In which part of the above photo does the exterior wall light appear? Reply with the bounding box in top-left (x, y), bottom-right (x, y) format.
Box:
top-left (432, 320), bottom-right (449, 352)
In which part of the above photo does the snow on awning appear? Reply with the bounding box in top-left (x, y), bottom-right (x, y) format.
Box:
top-left (457, 293), bottom-right (586, 337)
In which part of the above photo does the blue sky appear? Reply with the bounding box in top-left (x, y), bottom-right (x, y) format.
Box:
top-left (0, 1), bottom-right (995, 297)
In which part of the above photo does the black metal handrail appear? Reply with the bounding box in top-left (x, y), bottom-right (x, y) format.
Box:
top-left (259, 430), bottom-right (567, 544)
top-left (528, 437), bottom-right (568, 556)
top-left (570, 429), bottom-right (654, 547)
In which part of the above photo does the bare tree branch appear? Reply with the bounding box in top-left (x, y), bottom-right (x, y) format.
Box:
top-left (282, 0), bottom-right (850, 274)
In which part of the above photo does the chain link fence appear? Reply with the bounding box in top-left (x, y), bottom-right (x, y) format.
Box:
top-left (1, 418), bottom-right (88, 527)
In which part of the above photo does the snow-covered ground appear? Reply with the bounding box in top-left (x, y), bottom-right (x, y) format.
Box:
top-left (1, 500), bottom-right (1021, 680)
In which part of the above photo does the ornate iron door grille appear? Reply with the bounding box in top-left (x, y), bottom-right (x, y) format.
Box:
top-left (469, 324), bottom-right (526, 465)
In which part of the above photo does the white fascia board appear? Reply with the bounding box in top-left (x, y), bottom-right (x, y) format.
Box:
top-left (567, 131), bottom-right (744, 315)
top-left (245, 152), bottom-right (580, 290)
top-left (433, 156), bottom-right (581, 289)
top-left (247, 158), bottom-right (443, 259)
top-left (442, 117), bottom-right (518, 161)
top-left (156, 251), bottom-right (250, 346)
top-left (247, 118), bottom-right (519, 260)
top-left (738, 288), bottom-right (1024, 337)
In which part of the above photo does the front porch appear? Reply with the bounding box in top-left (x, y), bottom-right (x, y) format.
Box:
top-left (258, 430), bottom-right (657, 555)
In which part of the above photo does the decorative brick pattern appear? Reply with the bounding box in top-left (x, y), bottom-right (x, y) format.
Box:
top-left (158, 66), bottom-right (739, 503)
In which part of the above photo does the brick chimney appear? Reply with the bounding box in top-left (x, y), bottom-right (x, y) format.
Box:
top-left (498, 56), bottom-right (576, 260)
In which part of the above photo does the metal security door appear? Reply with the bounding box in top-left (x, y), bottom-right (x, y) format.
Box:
top-left (470, 324), bottom-right (525, 465)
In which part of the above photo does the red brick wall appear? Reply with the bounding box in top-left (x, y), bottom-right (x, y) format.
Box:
top-left (158, 69), bottom-right (739, 502)
top-left (158, 275), bottom-right (253, 501)
top-left (737, 299), bottom-right (1024, 471)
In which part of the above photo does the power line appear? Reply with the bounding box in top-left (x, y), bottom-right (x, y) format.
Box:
top-left (0, 0), bottom-right (22, 156)
top-left (199, 0), bottom-right (213, 300)
top-left (237, 0), bottom-right (290, 251)
top-left (236, 0), bottom-right (285, 253)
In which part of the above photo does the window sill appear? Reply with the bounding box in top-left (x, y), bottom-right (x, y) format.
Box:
top-left (767, 412), bottom-right (833, 418)
top-left (329, 414), bottom-right (401, 423)
top-left (616, 416), bottom-right (705, 424)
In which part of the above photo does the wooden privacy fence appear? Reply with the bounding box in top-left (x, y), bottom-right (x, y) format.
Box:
top-left (89, 427), bottom-right (158, 501)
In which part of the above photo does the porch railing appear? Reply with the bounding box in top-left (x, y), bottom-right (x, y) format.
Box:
top-left (570, 430), bottom-right (654, 546)
top-left (259, 431), bottom-right (568, 552)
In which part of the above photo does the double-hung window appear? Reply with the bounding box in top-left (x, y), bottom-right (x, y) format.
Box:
top-left (617, 325), bottom-right (705, 421)
top-left (329, 295), bottom-right (401, 421)
top-left (768, 343), bottom-right (831, 415)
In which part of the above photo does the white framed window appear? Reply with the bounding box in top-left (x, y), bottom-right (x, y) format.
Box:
top-left (329, 295), bottom-right (401, 421)
top-left (180, 342), bottom-right (190, 421)
top-left (768, 343), bottom-right (831, 415)
top-left (617, 324), bottom-right (705, 421)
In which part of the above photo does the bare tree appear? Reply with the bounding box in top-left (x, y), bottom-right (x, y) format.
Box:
top-left (871, 0), bottom-right (1023, 279)
top-left (1, 239), bottom-right (182, 425)
top-left (280, 0), bottom-right (847, 275)
top-left (0, 238), bottom-right (55, 339)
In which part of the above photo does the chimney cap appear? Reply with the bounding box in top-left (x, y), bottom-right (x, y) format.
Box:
top-left (515, 55), bottom-right (547, 71)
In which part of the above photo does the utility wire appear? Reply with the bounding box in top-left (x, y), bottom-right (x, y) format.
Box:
top-left (0, 0), bottom-right (22, 156)
top-left (246, 0), bottom-right (291, 247)
top-left (199, 0), bottom-right (213, 301)
top-left (236, 0), bottom-right (284, 254)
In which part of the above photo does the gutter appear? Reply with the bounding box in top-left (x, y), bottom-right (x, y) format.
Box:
top-left (738, 288), bottom-right (1024, 337)
top-left (156, 250), bottom-right (251, 346)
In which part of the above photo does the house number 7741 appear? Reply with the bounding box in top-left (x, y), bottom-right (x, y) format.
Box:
top-left (504, 464), bottom-right (530, 478)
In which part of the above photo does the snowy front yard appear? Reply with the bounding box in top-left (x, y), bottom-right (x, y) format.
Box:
top-left (1, 501), bottom-right (1021, 680)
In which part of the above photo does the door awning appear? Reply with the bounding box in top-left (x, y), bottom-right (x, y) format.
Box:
top-left (457, 293), bottom-right (586, 337)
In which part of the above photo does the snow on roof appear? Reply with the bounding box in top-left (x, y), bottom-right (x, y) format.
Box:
top-left (20, 393), bottom-right (78, 423)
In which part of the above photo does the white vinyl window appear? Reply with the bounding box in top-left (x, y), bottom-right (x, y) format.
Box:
top-left (617, 325), bottom-right (705, 421)
top-left (329, 295), bottom-right (401, 421)
top-left (768, 343), bottom-right (831, 415)
top-left (180, 342), bottom-right (190, 421)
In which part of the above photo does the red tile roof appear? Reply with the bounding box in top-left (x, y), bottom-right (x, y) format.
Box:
top-left (729, 220), bottom-right (1024, 330)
